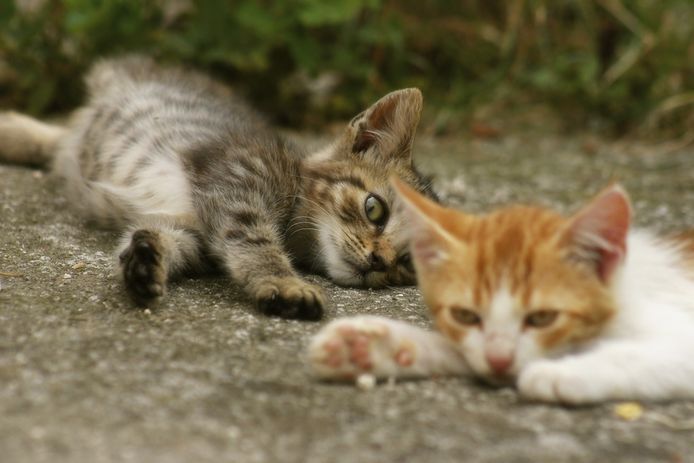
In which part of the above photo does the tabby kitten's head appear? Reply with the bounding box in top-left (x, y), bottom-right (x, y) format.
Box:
top-left (294, 89), bottom-right (437, 288)
top-left (393, 179), bottom-right (631, 384)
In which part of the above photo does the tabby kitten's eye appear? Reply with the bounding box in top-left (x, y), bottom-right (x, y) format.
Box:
top-left (398, 253), bottom-right (414, 272)
top-left (364, 194), bottom-right (388, 227)
top-left (524, 309), bottom-right (559, 328)
top-left (450, 307), bottom-right (481, 326)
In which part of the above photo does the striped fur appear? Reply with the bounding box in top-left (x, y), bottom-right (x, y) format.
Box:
top-left (0, 56), bottom-right (436, 319)
top-left (310, 181), bottom-right (694, 403)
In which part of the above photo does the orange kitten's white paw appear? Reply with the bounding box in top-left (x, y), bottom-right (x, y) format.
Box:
top-left (518, 361), bottom-right (601, 404)
top-left (308, 316), bottom-right (416, 381)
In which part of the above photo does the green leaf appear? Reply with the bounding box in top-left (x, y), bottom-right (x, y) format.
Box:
top-left (298, 0), bottom-right (379, 26)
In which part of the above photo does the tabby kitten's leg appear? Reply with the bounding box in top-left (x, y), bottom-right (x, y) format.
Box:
top-left (118, 219), bottom-right (205, 305)
top-left (309, 315), bottom-right (469, 380)
top-left (210, 222), bottom-right (324, 320)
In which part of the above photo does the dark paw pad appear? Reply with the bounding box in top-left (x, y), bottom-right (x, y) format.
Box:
top-left (256, 278), bottom-right (324, 321)
top-left (120, 230), bottom-right (167, 304)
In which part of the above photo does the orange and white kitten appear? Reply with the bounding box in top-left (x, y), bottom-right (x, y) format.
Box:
top-left (309, 179), bottom-right (694, 404)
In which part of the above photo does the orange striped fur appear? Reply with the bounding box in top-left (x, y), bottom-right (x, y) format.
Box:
top-left (420, 204), bottom-right (615, 346)
top-left (392, 178), bottom-right (629, 379)
top-left (311, 180), bottom-right (694, 402)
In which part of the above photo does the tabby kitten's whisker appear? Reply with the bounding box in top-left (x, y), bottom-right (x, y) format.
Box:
top-left (0, 56), bottom-right (435, 317)
top-left (309, 180), bottom-right (694, 404)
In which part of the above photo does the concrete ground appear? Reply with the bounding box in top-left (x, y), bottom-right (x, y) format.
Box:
top-left (1, 131), bottom-right (693, 463)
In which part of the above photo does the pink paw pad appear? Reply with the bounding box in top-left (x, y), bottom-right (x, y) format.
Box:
top-left (346, 334), bottom-right (372, 369)
top-left (321, 339), bottom-right (344, 368)
top-left (311, 318), bottom-right (418, 380)
top-left (395, 347), bottom-right (414, 367)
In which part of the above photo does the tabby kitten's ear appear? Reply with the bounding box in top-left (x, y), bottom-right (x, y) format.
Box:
top-left (350, 88), bottom-right (423, 163)
top-left (391, 177), bottom-right (461, 272)
top-left (561, 184), bottom-right (632, 282)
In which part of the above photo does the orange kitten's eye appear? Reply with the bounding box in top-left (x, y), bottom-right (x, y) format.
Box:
top-left (524, 310), bottom-right (559, 328)
top-left (450, 307), bottom-right (481, 326)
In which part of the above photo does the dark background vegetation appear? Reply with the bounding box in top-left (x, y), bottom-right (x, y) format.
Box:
top-left (0, 0), bottom-right (692, 135)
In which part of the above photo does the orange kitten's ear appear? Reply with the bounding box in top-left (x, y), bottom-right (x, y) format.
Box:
top-left (391, 177), bottom-right (461, 271)
top-left (562, 184), bottom-right (632, 282)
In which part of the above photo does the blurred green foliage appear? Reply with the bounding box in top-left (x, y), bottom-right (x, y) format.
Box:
top-left (0, 0), bottom-right (692, 133)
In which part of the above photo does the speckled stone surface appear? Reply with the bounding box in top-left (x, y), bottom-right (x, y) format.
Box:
top-left (1, 133), bottom-right (693, 463)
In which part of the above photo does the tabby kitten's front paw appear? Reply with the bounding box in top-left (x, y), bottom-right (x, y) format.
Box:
top-left (119, 230), bottom-right (167, 305)
top-left (308, 316), bottom-right (415, 380)
top-left (518, 360), bottom-right (601, 404)
top-left (253, 276), bottom-right (324, 320)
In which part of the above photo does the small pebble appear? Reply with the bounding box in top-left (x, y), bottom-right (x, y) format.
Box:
top-left (356, 373), bottom-right (376, 391)
top-left (614, 402), bottom-right (643, 421)
top-left (63, 273), bottom-right (72, 279)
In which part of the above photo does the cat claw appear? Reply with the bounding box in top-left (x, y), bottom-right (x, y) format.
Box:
top-left (308, 316), bottom-right (415, 380)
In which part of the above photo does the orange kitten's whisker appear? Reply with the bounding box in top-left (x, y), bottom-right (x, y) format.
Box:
top-left (310, 183), bottom-right (694, 403)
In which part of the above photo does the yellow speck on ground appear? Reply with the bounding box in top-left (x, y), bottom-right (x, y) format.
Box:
top-left (614, 402), bottom-right (644, 421)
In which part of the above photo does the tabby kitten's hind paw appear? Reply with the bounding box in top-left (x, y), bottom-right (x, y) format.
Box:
top-left (254, 276), bottom-right (324, 321)
top-left (308, 316), bottom-right (415, 380)
top-left (119, 230), bottom-right (167, 305)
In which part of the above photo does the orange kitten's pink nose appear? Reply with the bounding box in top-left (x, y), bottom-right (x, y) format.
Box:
top-left (486, 353), bottom-right (513, 375)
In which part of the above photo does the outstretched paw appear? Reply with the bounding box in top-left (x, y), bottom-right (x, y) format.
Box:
top-left (308, 316), bottom-right (415, 380)
top-left (254, 276), bottom-right (324, 321)
top-left (518, 360), bottom-right (603, 405)
top-left (119, 230), bottom-right (167, 305)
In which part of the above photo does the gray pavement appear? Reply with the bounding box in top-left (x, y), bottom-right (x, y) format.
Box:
top-left (1, 132), bottom-right (693, 463)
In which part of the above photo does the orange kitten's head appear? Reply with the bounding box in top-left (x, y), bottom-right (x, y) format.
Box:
top-left (392, 178), bottom-right (631, 384)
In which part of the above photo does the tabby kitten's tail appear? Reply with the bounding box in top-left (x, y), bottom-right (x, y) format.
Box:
top-left (0, 111), bottom-right (65, 166)
top-left (0, 110), bottom-right (135, 226)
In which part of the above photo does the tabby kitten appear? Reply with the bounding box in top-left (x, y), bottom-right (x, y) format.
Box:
top-left (309, 179), bottom-right (694, 403)
top-left (0, 57), bottom-right (436, 320)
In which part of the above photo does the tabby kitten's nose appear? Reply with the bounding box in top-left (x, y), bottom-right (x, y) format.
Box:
top-left (369, 252), bottom-right (387, 272)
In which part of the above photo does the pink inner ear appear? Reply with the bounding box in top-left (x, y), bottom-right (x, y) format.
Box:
top-left (411, 234), bottom-right (446, 268)
top-left (392, 176), bottom-right (459, 270)
top-left (353, 98), bottom-right (398, 153)
top-left (596, 248), bottom-right (622, 282)
top-left (397, 198), bottom-right (450, 270)
top-left (567, 186), bottom-right (631, 282)
top-left (352, 126), bottom-right (378, 153)
top-left (367, 97), bottom-right (398, 131)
